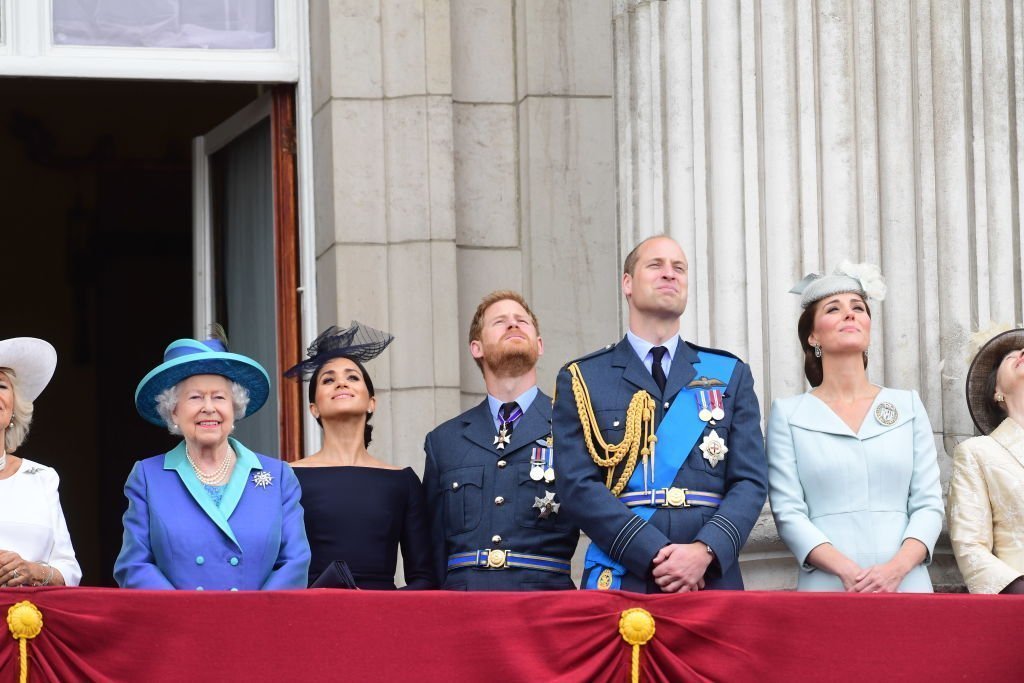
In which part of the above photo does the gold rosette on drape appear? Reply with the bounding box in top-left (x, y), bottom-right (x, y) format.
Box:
top-left (7, 601), bottom-right (43, 683)
top-left (619, 607), bottom-right (656, 683)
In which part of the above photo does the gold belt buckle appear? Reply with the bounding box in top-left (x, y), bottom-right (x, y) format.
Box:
top-left (665, 487), bottom-right (690, 507)
top-left (486, 549), bottom-right (508, 569)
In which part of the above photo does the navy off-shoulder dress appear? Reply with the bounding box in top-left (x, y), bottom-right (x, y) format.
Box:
top-left (293, 466), bottom-right (434, 589)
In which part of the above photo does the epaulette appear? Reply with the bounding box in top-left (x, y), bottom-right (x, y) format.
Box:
top-left (685, 341), bottom-right (746, 364)
top-left (561, 342), bottom-right (618, 371)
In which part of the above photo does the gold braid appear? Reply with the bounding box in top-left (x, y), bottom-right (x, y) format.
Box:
top-left (568, 362), bottom-right (657, 496)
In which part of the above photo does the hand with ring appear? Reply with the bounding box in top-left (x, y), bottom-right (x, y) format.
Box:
top-left (0, 550), bottom-right (34, 587)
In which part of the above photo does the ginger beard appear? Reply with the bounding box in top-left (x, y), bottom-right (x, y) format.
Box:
top-left (480, 331), bottom-right (540, 378)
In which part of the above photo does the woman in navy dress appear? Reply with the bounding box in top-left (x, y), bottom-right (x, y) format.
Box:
top-left (285, 322), bottom-right (433, 589)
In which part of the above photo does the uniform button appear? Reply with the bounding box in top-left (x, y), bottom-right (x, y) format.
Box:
top-left (195, 556), bottom-right (205, 565)
top-left (452, 481), bottom-right (460, 490)
top-left (497, 460), bottom-right (507, 468)
top-left (229, 557), bottom-right (239, 566)
top-left (196, 586), bottom-right (204, 591)
top-left (612, 420), bottom-right (620, 427)
top-left (494, 496), bottom-right (505, 505)
top-left (664, 401), bottom-right (670, 409)
top-left (492, 535), bottom-right (502, 544)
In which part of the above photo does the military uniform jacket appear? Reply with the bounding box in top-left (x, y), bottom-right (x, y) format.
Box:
top-left (552, 337), bottom-right (767, 592)
top-left (423, 391), bottom-right (580, 590)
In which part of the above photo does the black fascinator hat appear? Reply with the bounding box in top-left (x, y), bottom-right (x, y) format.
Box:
top-left (284, 321), bottom-right (394, 379)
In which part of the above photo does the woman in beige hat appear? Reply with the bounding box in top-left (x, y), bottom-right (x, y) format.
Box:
top-left (0, 337), bottom-right (81, 587)
top-left (947, 328), bottom-right (1024, 594)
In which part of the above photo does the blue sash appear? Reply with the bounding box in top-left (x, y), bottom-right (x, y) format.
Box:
top-left (584, 351), bottom-right (737, 589)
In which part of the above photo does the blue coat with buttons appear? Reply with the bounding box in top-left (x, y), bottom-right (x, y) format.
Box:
top-left (114, 438), bottom-right (310, 591)
top-left (552, 337), bottom-right (767, 592)
top-left (423, 391), bottom-right (581, 590)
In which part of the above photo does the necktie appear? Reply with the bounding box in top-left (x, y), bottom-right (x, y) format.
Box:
top-left (498, 401), bottom-right (523, 434)
top-left (651, 346), bottom-right (668, 395)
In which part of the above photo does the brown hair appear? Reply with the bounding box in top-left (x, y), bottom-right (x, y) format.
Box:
top-left (623, 234), bottom-right (671, 276)
top-left (797, 298), bottom-right (871, 387)
top-left (983, 362), bottom-right (1007, 424)
top-left (309, 357), bottom-right (375, 447)
top-left (467, 290), bottom-right (540, 370)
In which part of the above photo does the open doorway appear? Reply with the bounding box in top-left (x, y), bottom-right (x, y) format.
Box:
top-left (1, 77), bottom-right (268, 585)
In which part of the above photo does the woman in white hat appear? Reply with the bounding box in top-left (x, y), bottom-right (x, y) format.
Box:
top-left (0, 337), bottom-right (82, 587)
top-left (947, 328), bottom-right (1024, 594)
top-left (114, 331), bottom-right (310, 590)
top-left (766, 262), bottom-right (943, 592)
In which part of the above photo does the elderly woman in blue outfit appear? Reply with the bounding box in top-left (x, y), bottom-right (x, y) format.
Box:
top-left (114, 332), bottom-right (310, 590)
top-left (766, 263), bottom-right (944, 592)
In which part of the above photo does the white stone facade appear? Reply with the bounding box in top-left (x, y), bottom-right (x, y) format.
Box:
top-left (310, 0), bottom-right (1024, 590)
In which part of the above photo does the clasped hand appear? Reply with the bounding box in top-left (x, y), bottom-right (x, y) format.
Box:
top-left (0, 550), bottom-right (33, 588)
top-left (651, 542), bottom-right (711, 593)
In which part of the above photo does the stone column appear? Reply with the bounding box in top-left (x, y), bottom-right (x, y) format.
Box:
top-left (451, 0), bottom-right (618, 404)
top-left (615, 0), bottom-right (1024, 590)
top-left (309, 0), bottom-right (461, 468)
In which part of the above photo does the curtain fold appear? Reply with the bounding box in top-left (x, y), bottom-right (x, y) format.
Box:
top-left (1, 588), bottom-right (1018, 682)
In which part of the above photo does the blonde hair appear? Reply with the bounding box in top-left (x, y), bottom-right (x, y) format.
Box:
top-left (1, 368), bottom-right (35, 453)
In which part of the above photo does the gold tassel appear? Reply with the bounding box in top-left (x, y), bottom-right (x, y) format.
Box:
top-left (619, 608), bottom-right (656, 683)
top-left (7, 601), bottom-right (43, 683)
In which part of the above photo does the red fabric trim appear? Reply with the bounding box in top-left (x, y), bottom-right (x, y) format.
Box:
top-left (1, 588), bottom-right (1018, 682)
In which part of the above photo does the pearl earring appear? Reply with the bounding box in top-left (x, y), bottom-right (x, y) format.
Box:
top-left (995, 392), bottom-right (1005, 403)
top-left (813, 344), bottom-right (822, 359)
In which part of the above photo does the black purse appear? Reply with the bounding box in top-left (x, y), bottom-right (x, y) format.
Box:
top-left (310, 560), bottom-right (359, 589)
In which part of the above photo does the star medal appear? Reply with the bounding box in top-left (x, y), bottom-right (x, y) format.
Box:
top-left (699, 429), bottom-right (729, 467)
top-left (252, 470), bottom-right (274, 489)
top-left (695, 391), bottom-right (713, 422)
top-left (874, 401), bottom-right (898, 426)
top-left (530, 447), bottom-right (545, 480)
top-left (533, 490), bottom-right (560, 519)
top-left (493, 424), bottom-right (511, 451)
top-left (710, 389), bottom-right (725, 421)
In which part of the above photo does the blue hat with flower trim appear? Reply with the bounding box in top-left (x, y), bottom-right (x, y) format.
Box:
top-left (134, 338), bottom-right (271, 426)
top-left (789, 260), bottom-right (887, 309)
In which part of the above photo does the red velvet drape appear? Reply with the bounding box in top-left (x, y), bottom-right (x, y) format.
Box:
top-left (1, 588), bottom-right (1019, 682)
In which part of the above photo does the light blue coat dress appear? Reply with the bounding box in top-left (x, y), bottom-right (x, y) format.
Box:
top-left (766, 388), bottom-right (943, 592)
top-left (114, 438), bottom-right (310, 591)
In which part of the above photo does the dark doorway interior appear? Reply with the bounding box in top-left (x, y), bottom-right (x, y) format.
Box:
top-left (1, 77), bottom-right (261, 585)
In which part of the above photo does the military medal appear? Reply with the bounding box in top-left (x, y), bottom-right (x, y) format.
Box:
top-left (544, 467), bottom-right (556, 483)
top-left (252, 471), bottom-right (274, 489)
top-left (710, 389), bottom-right (725, 421)
top-left (695, 391), bottom-right (713, 422)
top-left (493, 424), bottom-right (511, 451)
top-left (533, 490), bottom-right (560, 519)
top-left (699, 429), bottom-right (729, 467)
top-left (596, 568), bottom-right (614, 590)
top-left (530, 447), bottom-right (545, 480)
top-left (874, 401), bottom-right (898, 426)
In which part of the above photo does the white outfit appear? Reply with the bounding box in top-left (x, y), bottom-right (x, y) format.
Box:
top-left (0, 458), bottom-right (82, 586)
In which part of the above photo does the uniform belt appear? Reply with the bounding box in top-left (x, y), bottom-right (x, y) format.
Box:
top-left (447, 550), bottom-right (572, 575)
top-left (618, 487), bottom-right (722, 508)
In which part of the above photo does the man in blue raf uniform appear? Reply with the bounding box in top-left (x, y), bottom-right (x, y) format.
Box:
top-left (424, 291), bottom-right (580, 589)
top-left (553, 235), bottom-right (767, 593)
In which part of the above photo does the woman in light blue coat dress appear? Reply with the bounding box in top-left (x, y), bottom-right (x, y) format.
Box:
top-left (766, 263), bottom-right (943, 592)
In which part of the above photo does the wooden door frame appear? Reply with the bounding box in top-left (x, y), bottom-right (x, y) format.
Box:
top-left (192, 86), bottom-right (303, 462)
top-left (271, 85), bottom-right (303, 462)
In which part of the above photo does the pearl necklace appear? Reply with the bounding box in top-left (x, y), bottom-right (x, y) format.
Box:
top-left (0, 449), bottom-right (6, 472)
top-left (185, 445), bottom-right (235, 486)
